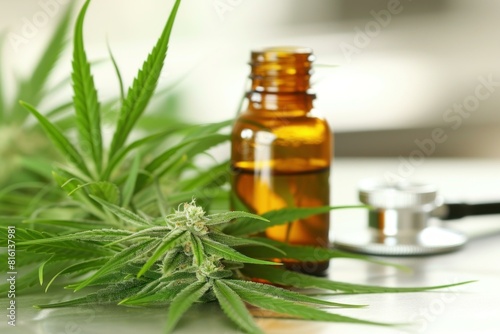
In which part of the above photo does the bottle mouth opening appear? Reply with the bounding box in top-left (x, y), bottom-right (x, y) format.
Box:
top-left (251, 46), bottom-right (315, 62)
top-left (249, 46), bottom-right (314, 92)
top-left (251, 47), bottom-right (315, 65)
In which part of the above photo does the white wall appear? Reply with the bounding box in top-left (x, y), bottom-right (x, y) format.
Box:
top-left (1, 0), bottom-right (500, 133)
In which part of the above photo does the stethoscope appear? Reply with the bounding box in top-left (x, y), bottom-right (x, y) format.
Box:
top-left (333, 179), bottom-right (500, 256)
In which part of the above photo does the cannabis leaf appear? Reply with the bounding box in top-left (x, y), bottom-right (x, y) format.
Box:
top-left (109, 0), bottom-right (182, 158)
top-left (72, 0), bottom-right (103, 176)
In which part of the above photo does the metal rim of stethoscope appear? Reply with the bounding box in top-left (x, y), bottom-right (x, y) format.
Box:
top-left (332, 179), bottom-right (468, 256)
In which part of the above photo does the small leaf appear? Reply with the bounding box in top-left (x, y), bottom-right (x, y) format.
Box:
top-left (52, 170), bottom-right (108, 221)
top-left (105, 226), bottom-right (171, 247)
top-left (206, 211), bottom-right (268, 226)
top-left (224, 205), bottom-right (367, 236)
top-left (18, 229), bottom-right (131, 245)
top-left (164, 281), bottom-right (211, 334)
top-left (22, 219), bottom-right (110, 231)
top-left (34, 297), bottom-right (91, 309)
top-left (230, 282), bottom-right (392, 327)
top-left (88, 182), bottom-right (120, 205)
top-left (38, 256), bottom-right (54, 286)
top-left (107, 40), bottom-right (125, 101)
top-left (224, 280), bottom-right (364, 308)
top-left (137, 229), bottom-right (187, 277)
top-left (74, 240), bottom-right (157, 291)
top-left (121, 153), bottom-right (141, 207)
top-left (37, 279), bottom-right (145, 309)
top-left (213, 280), bottom-right (265, 334)
top-left (208, 232), bottom-right (286, 255)
top-left (90, 195), bottom-right (150, 227)
top-left (190, 234), bottom-right (205, 266)
top-left (121, 282), bottom-right (190, 306)
top-left (162, 250), bottom-right (188, 275)
top-left (45, 258), bottom-right (108, 292)
top-left (20, 101), bottom-right (90, 176)
top-left (202, 238), bottom-right (279, 266)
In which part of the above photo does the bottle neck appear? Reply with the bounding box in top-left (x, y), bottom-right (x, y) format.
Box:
top-left (247, 92), bottom-right (315, 115)
top-left (247, 47), bottom-right (315, 114)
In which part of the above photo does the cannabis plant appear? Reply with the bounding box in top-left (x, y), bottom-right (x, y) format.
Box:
top-left (0, 1), bottom-right (473, 333)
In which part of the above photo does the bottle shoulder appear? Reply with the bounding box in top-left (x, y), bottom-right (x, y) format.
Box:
top-left (233, 111), bottom-right (331, 141)
top-left (234, 110), bottom-right (330, 129)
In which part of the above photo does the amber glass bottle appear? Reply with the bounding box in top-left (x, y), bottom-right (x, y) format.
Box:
top-left (231, 47), bottom-right (333, 275)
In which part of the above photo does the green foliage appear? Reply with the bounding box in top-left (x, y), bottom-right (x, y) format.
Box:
top-left (12, 200), bottom-right (472, 333)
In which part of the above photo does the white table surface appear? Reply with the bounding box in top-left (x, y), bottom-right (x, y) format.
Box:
top-left (3, 158), bottom-right (500, 334)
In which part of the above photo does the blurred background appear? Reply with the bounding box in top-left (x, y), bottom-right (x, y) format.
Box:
top-left (1, 0), bottom-right (499, 158)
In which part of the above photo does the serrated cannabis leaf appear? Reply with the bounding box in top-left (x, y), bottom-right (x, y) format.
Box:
top-left (88, 182), bottom-right (121, 205)
top-left (206, 211), bottom-right (269, 225)
top-left (22, 218), bottom-right (109, 230)
top-left (72, 0), bottom-right (103, 175)
top-left (109, 0), bottom-right (182, 158)
top-left (202, 238), bottom-right (279, 266)
top-left (213, 280), bottom-right (265, 334)
top-left (224, 280), bottom-right (364, 308)
top-left (243, 265), bottom-right (475, 294)
top-left (229, 282), bottom-right (394, 327)
top-left (18, 229), bottom-right (131, 245)
top-left (209, 232), bottom-right (286, 255)
top-left (164, 281), bottom-right (211, 334)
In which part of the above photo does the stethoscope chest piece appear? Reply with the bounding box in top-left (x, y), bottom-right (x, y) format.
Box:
top-left (333, 179), bottom-right (468, 256)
